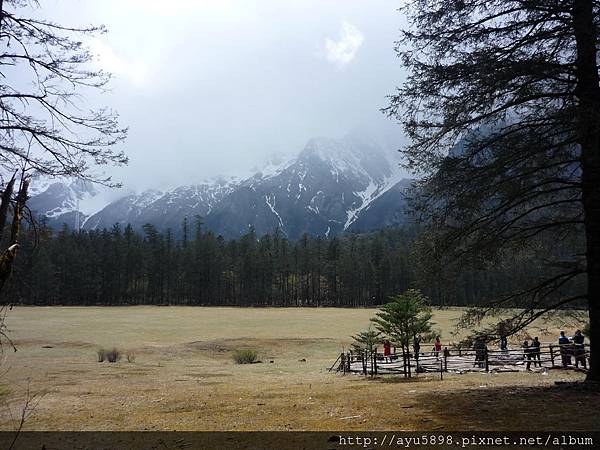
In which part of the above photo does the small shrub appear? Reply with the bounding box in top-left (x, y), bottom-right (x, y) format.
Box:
top-left (232, 349), bottom-right (258, 364)
top-left (97, 348), bottom-right (106, 362)
top-left (106, 348), bottom-right (121, 363)
top-left (126, 353), bottom-right (136, 363)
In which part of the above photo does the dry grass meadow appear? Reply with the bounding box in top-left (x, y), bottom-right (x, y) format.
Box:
top-left (0, 306), bottom-right (597, 432)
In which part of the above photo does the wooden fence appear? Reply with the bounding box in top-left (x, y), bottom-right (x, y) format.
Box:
top-left (329, 343), bottom-right (591, 378)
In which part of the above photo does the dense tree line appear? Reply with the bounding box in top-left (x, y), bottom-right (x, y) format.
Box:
top-left (0, 218), bottom-right (583, 308)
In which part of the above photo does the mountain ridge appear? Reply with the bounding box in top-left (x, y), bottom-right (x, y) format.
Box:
top-left (28, 135), bottom-right (412, 239)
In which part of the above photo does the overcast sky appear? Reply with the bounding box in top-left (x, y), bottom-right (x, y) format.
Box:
top-left (45, 0), bottom-right (408, 191)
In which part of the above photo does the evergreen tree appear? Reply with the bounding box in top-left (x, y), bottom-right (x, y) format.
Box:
top-left (386, 0), bottom-right (599, 381)
top-left (350, 327), bottom-right (382, 354)
top-left (371, 289), bottom-right (435, 377)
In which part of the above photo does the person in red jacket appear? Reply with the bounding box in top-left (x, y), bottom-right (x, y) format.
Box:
top-left (434, 336), bottom-right (442, 357)
top-left (383, 340), bottom-right (391, 360)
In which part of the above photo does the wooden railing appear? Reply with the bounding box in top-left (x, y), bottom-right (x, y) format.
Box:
top-left (331, 343), bottom-right (590, 378)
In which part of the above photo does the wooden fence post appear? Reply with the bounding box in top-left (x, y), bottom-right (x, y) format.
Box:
top-left (414, 351), bottom-right (419, 376)
top-left (549, 345), bottom-right (555, 367)
top-left (370, 349), bottom-right (374, 377)
top-left (444, 347), bottom-right (448, 372)
top-left (374, 351), bottom-right (378, 375)
top-left (585, 344), bottom-right (590, 368)
top-left (328, 353), bottom-right (343, 372)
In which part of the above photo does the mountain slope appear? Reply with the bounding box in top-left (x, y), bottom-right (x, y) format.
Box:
top-left (28, 135), bottom-right (411, 238)
top-left (28, 178), bottom-right (99, 230)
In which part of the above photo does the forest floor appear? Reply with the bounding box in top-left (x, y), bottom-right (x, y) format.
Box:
top-left (0, 306), bottom-right (596, 432)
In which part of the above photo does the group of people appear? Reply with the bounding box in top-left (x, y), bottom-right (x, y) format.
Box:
top-left (412, 335), bottom-right (443, 358)
top-left (522, 337), bottom-right (542, 370)
top-left (381, 335), bottom-right (443, 360)
top-left (558, 330), bottom-right (587, 369)
top-left (520, 331), bottom-right (588, 370)
top-left (380, 330), bottom-right (588, 371)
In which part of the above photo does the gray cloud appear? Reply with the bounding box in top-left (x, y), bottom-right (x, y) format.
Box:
top-left (43, 0), bottom-right (408, 191)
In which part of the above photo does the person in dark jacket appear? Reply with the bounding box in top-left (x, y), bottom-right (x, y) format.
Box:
top-left (500, 335), bottom-right (508, 352)
top-left (413, 335), bottom-right (421, 357)
top-left (558, 331), bottom-right (571, 368)
top-left (473, 338), bottom-right (488, 368)
top-left (523, 340), bottom-right (533, 371)
top-left (413, 335), bottom-right (422, 372)
top-left (572, 329), bottom-right (587, 369)
top-left (531, 337), bottom-right (541, 367)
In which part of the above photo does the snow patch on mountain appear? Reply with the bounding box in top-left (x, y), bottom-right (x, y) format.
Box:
top-left (343, 170), bottom-right (405, 230)
top-left (256, 157), bottom-right (295, 180)
top-left (134, 189), bottom-right (164, 208)
top-left (265, 194), bottom-right (284, 229)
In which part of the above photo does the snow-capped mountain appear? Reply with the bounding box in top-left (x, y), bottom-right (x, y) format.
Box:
top-left (27, 177), bottom-right (101, 230)
top-left (27, 135), bottom-right (412, 239)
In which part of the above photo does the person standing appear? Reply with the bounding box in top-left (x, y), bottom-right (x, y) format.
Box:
top-left (413, 335), bottom-right (422, 372)
top-left (531, 337), bottom-right (541, 367)
top-left (434, 336), bottom-right (442, 358)
top-left (383, 340), bottom-right (391, 362)
top-left (572, 329), bottom-right (587, 369)
top-left (523, 340), bottom-right (532, 371)
top-left (500, 335), bottom-right (508, 352)
top-left (558, 331), bottom-right (571, 368)
top-left (473, 337), bottom-right (488, 368)
top-left (413, 335), bottom-right (421, 357)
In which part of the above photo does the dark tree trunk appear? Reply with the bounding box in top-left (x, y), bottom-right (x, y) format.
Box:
top-left (572, 0), bottom-right (600, 382)
top-left (0, 176), bottom-right (15, 240)
top-left (0, 176), bottom-right (29, 293)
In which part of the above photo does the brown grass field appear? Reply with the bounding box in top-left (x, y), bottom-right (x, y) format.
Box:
top-left (0, 306), bottom-right (597, 432)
